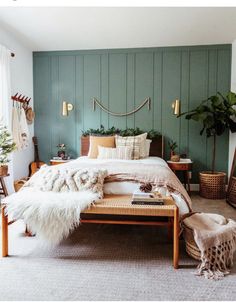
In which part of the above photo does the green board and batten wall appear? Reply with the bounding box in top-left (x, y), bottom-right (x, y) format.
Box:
top-left (33, 44), bottom-right (231, 182)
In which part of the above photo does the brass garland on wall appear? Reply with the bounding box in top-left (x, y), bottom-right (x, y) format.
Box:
top-left (92, 97), bottom-right (151, 117)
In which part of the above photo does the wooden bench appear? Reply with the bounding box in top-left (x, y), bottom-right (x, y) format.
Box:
top-left (2, 194), bottom-right (179, 268)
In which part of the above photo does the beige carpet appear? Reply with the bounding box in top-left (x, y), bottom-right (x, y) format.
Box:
top-left (0, 193), bottom-right (236, 301)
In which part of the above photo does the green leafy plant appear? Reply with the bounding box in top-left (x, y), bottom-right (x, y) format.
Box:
top-left (82, 125), bottom-right (161, 139)
top-left (0, 124), bottom-right (16, 166)
top-left (57, 143), bottom-right (66, 151)
top-left (179, 91), bottom-right (236, 173)
top-left (82, 125), bottom-right (120, 136)
top-left (168, 140), bottom-right (178, 152)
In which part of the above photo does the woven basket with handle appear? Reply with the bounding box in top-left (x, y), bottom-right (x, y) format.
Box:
top-left (183, 222), bottom-right (201, 261)
top-left (199, 171), bottom-right (226, 199)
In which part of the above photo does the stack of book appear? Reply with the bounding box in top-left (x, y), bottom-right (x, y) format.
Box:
top-left (131, 192), bottom-right (164, 205)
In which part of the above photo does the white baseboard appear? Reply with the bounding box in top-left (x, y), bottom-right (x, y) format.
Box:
top-left (189, 184), bottom-right (228, 192)
top-left (190, 184), bottom-right (199, 191)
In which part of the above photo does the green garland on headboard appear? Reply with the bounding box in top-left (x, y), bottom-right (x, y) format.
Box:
top-left (82, 125), bottom-right (161, 139)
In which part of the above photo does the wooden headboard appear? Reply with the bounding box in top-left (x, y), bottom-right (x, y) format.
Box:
top-left (81, 136), bottom-right (164, 158)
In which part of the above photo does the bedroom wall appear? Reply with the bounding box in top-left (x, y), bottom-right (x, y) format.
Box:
top-left (33, 44), bottom-right (231, 182)
top-left (0, 26), bottom-right (34, 183)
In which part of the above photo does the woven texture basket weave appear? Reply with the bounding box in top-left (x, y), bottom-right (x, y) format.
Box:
top-left (199, 171), bottom-right (226, 199)
top-left (183, 223), bottom-right (201, 261)
top-left (14, 178), bottom-right (29, 192)
top-left (227, 176), bottom-right (236, 207)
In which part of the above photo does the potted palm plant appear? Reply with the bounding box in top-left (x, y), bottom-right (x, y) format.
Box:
top-left (179, 91), bottom-right (236, 199)
top-left (168, 140), bottom-right (180, 162)
top-left (0, 124), bottom-right (16, 176)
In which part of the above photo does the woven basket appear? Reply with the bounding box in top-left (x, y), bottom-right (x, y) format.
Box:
top-left (199, 171), bottom-right (226, 199)
top-left (183, 223), bottom-right (201, 261)
top-left (14, 177), bottom-right (29, 192)
top-left (227, 176), bottom-right (236, 207)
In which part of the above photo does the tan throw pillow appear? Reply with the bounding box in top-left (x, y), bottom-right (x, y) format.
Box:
top-left (97, 146), bottom-right (133, 160)
top-left (115, 133), bottom-right (147, 160)
top-left (88, 136), bottom-right (115, 158)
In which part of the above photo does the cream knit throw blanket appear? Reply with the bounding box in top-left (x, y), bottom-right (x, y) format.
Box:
top-left (184, 213), bottom-right (236, 280)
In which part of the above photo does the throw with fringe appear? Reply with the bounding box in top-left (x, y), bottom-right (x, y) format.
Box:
top-left (183, 213), bottom-right (236, 280)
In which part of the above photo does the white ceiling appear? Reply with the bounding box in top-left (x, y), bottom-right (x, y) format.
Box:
top-left (0, 7), bottom-right (236, 51)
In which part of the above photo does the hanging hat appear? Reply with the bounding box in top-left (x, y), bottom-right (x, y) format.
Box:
top-left (25, 107), bottom-right (35, 124)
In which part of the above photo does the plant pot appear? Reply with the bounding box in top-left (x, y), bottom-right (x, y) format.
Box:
top-left (171, 154), bottom-right (180, 162)
top-left (57, 150), bottom-right (66, 159)
top-left (199, 171), bottom-right (226, 199)
top-left (0, 165), bottom-right (8, 176)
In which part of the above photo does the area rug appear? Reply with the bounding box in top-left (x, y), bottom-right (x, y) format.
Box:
top-left (0, 218), bottom-right (236, 301)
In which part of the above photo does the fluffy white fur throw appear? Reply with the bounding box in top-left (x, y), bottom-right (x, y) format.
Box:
top-left (4, 188), bottom-right (98, 245)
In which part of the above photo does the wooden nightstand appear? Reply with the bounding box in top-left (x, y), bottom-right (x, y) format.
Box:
top-left (167, 159), bottom-right (193, 195)
top-left (50, 159), bottom-right (72, 165)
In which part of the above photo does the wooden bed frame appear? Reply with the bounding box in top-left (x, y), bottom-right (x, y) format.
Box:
top-left (1, 135), bottom-right (180, 268)
top-left (80, 135), bottom-right (165, 158)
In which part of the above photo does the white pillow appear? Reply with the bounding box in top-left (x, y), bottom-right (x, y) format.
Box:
top-left (145, 139), bottom-right (152, 157)
top-left (97, 145), bottom-right (133, 160)
top-left (115, 133), bottom-right (147, 159)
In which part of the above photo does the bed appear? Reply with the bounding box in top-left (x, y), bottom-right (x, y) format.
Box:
top-left (1, 135), bottom-right (191, 268)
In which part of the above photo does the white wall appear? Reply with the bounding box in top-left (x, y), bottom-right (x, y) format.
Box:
top-left (229, 40), bottom-right (236, 175)
top-left (0, 26), bottom-right (34, 182)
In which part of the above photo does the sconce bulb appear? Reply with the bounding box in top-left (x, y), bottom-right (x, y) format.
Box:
top-left (62, 101), bottom-right (74, 116)
top-left (62, 101), bottom-right (68, 116)
top-left (172, 99), bottom-right (180, 116)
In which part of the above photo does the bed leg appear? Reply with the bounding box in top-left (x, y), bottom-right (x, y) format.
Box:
top-left (173, 207), bottom-right (179, 269)
top-left (1, 205), bottom-right (8, 257)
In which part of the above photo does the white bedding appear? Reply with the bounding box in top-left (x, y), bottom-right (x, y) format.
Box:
top-left (74, 156), bottom-right (167, 194)
top-left (75, 156), bottom-right (168, 166)
top-left (73, 156), bottom-right (190, 215)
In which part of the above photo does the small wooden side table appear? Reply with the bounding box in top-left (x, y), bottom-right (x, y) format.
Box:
top-left (167, 159), bottom-right (193, 195)
top-left (50, 159), bottom-right (72, 166)
top-left (0, 175), bottom-right (9, 197)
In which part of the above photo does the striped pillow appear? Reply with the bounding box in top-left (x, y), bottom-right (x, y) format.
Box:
top-left (97, 146), bottom-right (132, 160)
top-left (115, 133), bottom-right (147, 160)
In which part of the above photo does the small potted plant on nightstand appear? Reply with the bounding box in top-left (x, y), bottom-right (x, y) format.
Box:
top-left (168, 140), bottom-right (180, 162)
top-left (0, 124), bottom-right (16, 176)
top-left (57, 143), bottom-right (66, 159)
top-left (179, 91), bottom-right (236, 199)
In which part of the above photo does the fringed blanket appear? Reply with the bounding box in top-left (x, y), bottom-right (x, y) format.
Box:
top-left (183, 213), bottom-right (236, 280)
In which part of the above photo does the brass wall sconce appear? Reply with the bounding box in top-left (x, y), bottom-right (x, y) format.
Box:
top-left (62, 101), bottom-right (74, 116)
top-left (172, 99), bottom-right (180, 116)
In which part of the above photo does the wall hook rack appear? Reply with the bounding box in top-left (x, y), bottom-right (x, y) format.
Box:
top-left (11, 93), bottom-right (31, 109)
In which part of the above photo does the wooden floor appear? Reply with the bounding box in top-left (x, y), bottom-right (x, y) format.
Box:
top-left (191, 192), bottom-right (236, 220)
